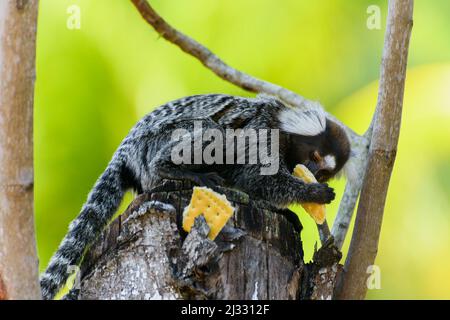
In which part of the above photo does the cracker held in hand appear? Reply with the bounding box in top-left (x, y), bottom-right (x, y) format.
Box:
top-left (182, 186), bottom-right (235, 240)
top-left (293, 164), bottom-right (326, 225)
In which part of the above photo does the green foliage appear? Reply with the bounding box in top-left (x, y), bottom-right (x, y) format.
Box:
top-left (35, 0), bottom-right (450, 299)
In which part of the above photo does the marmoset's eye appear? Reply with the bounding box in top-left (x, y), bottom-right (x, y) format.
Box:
top-left (311, 150), bottom-right (321, 162)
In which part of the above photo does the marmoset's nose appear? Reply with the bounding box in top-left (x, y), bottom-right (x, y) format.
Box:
top-left (304, 160), bottom-right (320, 176)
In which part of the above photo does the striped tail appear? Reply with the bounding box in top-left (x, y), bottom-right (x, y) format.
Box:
top-left (40, 154), bottom-right (128, 300)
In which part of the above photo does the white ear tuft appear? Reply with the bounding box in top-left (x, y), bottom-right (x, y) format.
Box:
top-left (278, 101), bottom-right (327, 136)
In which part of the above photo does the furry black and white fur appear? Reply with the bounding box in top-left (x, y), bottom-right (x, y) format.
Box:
top-left (40, 94), bottom-right (351, 299)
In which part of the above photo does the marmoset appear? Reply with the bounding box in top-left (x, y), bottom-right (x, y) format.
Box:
top-left (40, 94), bottom-right (352, 299)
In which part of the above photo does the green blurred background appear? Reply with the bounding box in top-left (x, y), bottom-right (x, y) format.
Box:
top-left (34, 0), bottom-right (450, 299)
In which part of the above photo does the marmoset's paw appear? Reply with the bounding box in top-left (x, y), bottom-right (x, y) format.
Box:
top-left (305, 183), bottom-right (335, 204)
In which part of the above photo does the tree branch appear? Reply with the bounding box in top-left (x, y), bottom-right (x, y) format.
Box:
top-left (335, 0), bottom-right (414, 299)
top-left (130, 0), bottom-right (309, 104)
top-left (129, 1), bottom-right (361, 137)
top-left (332, 128), bottom-right (372, 250)
top-left (0, 0), bottom-right (41, 300)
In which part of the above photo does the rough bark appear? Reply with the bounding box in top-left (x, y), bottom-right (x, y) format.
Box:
top-left (0, 0), bottom-right (40, 300)
top-left (74, 181), bottom-right (340, 300)
top-left (335, 0), bottom-right (414, 299)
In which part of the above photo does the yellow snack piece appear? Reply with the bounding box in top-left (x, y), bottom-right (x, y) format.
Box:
top-left (182, 186), bottom-right (235, 240)
top-left (293, 164), bottom-right (326, 225)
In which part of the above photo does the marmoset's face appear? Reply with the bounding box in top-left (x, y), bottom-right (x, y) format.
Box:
top-left (289, 123), bottom-right (350, 182)
top-left (304, 150), bottom-right (337, 182)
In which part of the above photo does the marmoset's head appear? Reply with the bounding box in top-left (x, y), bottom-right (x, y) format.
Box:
top-left (279, 103), bottom-right (352, 182)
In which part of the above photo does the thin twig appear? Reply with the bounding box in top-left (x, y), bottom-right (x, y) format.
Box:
top-left (317, 221), bottom-right (331, 245)
top-left (335, 0), bottom-right (414, 299)
top-left (130, 1), bottom-right (358, 135)
top-left (331, 127), bottom-right (372, 250)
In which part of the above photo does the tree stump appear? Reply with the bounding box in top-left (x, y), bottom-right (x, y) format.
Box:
top-left (73, 181), bottom-right (341, 300)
